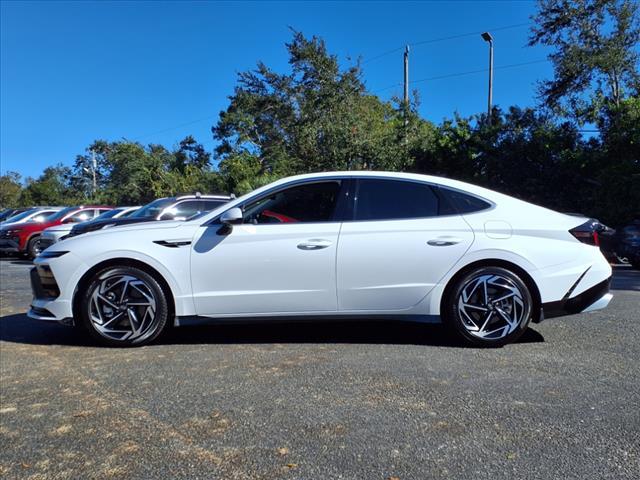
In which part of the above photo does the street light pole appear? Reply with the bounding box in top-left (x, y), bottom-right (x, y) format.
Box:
top-left (481, 32), bottom-right (493, 125)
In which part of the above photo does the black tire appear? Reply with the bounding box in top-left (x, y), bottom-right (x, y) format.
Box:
top-left (78, 266), bottom-right (169, 347)
top-left (443, 266), bottom-right (533, 347)
top-left (26, 235), bottom-right (42, 259)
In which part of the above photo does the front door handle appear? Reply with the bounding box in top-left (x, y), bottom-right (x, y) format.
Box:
top-left (427, 237), bottom-right (462, 247)
top-left (297, 239), bottom-right (333, 250)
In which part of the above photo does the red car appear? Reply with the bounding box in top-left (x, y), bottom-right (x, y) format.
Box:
top-left (0, 205), bottom-right (112, 258)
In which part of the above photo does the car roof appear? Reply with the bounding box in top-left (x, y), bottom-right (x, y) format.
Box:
top-left (251, 171), bottom-right (504, 202)
top-left (173, 194), bottom-right (231, 201)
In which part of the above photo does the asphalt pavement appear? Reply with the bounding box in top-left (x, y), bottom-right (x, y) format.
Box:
top-left (0, 256), bottom-right (639, 479)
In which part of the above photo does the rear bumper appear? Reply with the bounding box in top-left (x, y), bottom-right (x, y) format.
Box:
top-left (541, 277), bottom-right (612, 320)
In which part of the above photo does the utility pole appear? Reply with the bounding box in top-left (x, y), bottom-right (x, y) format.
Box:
top-left (481, 32), bottom-right (494, 125)
top-left (90, 149), bottom-right (97, 198)
top-left (403, 45), bottom-right (410, 106)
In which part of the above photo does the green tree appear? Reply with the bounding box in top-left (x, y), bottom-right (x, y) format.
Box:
top-left (171, 135), bottom-right (212, 173)
top-left (212, 31), bottom-right (419, 191)
top-left (21, 165), bottom-right (77, 206)
top-left (529, 0), bottom-right (640, 122)
top-left (0, 171), bottom-right (23, 208)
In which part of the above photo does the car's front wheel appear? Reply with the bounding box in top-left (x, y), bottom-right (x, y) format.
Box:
top-left (443, 266), bottom-right (533, 347)
top-left (26, 235), bottom-right (42, 259)
top-left (78, 266), bottom-right (169, 347)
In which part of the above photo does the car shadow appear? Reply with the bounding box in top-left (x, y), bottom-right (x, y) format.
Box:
top-left (611, 265), bottom-right (640, 292)
top-left (0, 313), bottom-right (545, 348)
top-left (0, 254), bottom-right (32, 266)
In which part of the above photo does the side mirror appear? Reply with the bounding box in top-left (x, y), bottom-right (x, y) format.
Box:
top-left (220, 207), bottom-right (243, 225)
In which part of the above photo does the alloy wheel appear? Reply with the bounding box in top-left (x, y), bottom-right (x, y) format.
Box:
top-left (31, 238), bottom-right (43, 256)
top-left (89, 274), bottom-right (158, 342)
top-left (457, 274), bottom-right (528, 340)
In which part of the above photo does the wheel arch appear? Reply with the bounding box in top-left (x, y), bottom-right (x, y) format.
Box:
top-left (72, 257), bottom-right (176, 323)
top-left (23, 231), bottom-right (41, 251)
top-left (440, 258), bottom-right (542, 323)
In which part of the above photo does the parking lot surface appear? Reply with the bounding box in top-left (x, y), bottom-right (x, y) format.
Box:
top-left (1, 256), bottom-right (639, 479)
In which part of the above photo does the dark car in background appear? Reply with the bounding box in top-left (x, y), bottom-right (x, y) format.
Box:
top-left (614, 221), bottom-right (640, 269)
top-left (66, 194), bottom-right (231, 238)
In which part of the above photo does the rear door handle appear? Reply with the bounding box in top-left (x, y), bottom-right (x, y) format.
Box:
top-left (297, 239), bottom-right (333, 250)
top-left (427, 237), bottom-right (462, 247)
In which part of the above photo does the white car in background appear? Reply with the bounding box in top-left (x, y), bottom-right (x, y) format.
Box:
top-left (38, 206), bottom-right (140, 253)
top-left (29, 172), bottom-right (612, 347)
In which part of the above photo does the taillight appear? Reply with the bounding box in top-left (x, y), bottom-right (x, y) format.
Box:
top-left (570, 221), bottom-right (600, 246)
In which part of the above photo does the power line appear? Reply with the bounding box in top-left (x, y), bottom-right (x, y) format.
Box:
top-left (131, 115), bottom-right (217, 142)
top-left (362, 21), bottom-right (530, 65)
top-left (411, 58), bottom-right (548, 84)
top-left (372, 59), bottom-right (548, 93)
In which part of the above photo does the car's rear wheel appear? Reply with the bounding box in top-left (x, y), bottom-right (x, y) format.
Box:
top-left (444, 266), bottom-right (533, 347)
top-left (27, 235), bottom-right (42, 259)
top-left (78, 266), bottom-right (169, 347)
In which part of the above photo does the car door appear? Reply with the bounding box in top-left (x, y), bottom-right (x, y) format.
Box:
top-left (190, 179), bottom-right (347, 316)
top-left (337, 178), bottom-right (474, 312)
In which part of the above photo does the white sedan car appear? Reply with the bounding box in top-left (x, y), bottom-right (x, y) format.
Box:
top-left (29, 172), bottom-right (612, 347)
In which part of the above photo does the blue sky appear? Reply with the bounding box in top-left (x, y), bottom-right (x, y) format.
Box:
top-left (1, 0), bottom-right (552, 178)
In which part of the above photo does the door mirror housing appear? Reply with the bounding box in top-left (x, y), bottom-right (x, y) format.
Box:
top-left (220, 207), bottom-right (243, 225)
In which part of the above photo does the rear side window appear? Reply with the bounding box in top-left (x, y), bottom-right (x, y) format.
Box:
top-left (354, 179), bottom-right (439, 221)
top-left (438, 187), bottom-right (492, 214)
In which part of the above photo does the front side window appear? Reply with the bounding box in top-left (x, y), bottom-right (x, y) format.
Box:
top-left (65, 210), bottom-right (93, 223)
top-left (354, 179), bottom-right (439, 221)
top-left (243, 181), bottom-right (342, 224)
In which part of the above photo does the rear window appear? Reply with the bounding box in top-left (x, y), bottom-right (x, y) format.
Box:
top-left (438, 187), bottom-right (492, 214)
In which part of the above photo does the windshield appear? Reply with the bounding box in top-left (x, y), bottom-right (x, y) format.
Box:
top-left (94, 209), bottom-right (124, 220)
top-left (130, 198), bottom-right (174, 219)
top-left (3, 210), bottom-right (38, 223)
top-left (4, 209), bottom-right (55, 223)
top-left (46, 206), bottom-right (78, 222)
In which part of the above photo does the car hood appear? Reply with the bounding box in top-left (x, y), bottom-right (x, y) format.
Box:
top-left (53, 219), bottom-right (196, 257)
top-left (0, 220), bottom-right (37, 230)
top-left (72, 216), bottom-right (157, 234)
top-left (81, 219), bottom-right (187, 238)
top-left (0, 221), bottom-right (23, 229)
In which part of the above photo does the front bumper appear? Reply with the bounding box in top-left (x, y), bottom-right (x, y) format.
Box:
top-left (0, 238), bottom-right (21, 253)
top-left (541, 277), bottom-right (612, 320)
top-left (28, 265), bottom-right (74, 325)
